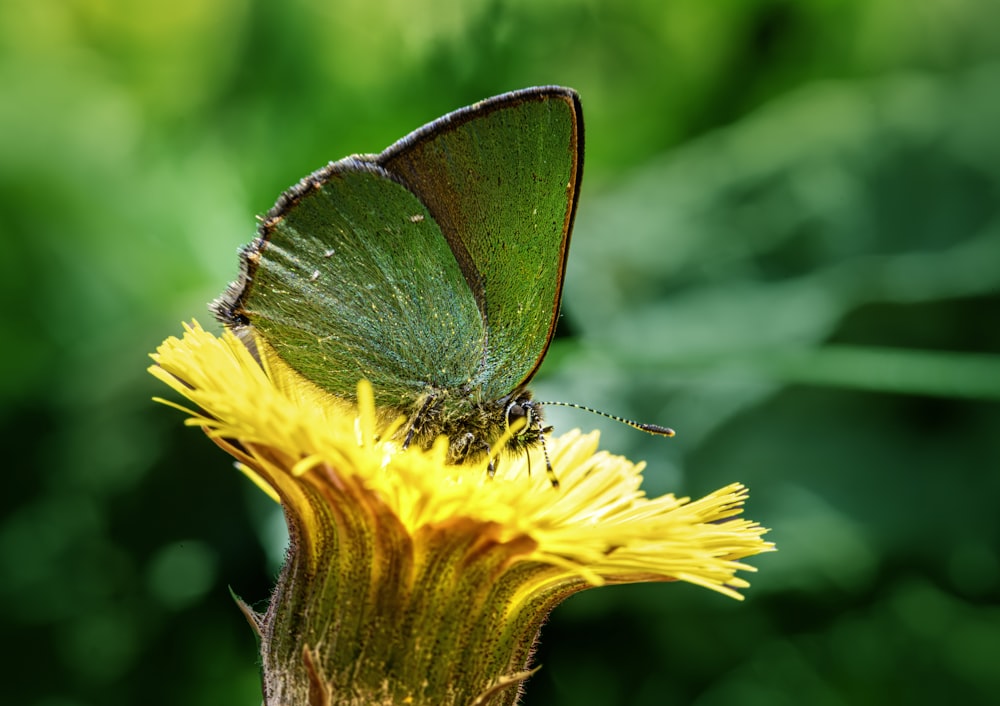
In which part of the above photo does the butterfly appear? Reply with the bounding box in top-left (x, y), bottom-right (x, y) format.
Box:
top-left (213, 87), bottom-right (670, 484)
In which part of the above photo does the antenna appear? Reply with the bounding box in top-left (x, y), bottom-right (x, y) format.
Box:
top-left (533, 416), bottom-right (559, 488)
top-left (537, 401), bottom-right (675, 438)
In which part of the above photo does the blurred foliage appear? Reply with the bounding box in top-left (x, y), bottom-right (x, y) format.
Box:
top-left (1, 0), bottom-right (998, 704)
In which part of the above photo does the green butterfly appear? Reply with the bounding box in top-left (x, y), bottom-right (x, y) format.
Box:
top-left (213, 87), bottom-right (668, 483)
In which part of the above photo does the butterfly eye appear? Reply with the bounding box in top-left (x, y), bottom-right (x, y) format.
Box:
top-left (505, 400), bottom-right (534, 436)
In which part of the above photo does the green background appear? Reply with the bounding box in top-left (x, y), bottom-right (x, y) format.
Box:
top-left (3, 1), bottom-right (999, 704)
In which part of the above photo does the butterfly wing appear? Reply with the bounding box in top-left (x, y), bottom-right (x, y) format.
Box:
top-left (377, 87), bottom-right (584, 399)
top-left (216, 160), bottom-right (487, 409)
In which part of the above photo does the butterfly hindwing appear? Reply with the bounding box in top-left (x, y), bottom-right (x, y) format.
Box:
top-left (228, 161), bottom-right (486, 409)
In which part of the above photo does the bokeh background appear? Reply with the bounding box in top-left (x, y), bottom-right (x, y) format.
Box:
top-left (3, 1), bottom-right (999, 704)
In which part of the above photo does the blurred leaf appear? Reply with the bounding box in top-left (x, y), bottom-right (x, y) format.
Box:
top-left (3, 0), bottom-right (999, 704)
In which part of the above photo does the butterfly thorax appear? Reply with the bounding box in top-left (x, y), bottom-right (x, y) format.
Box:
top-left (395, 386), bottom-right (546, 465)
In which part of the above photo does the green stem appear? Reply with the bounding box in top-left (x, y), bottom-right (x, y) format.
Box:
top-left (252, 465), bottom-right (577, 706)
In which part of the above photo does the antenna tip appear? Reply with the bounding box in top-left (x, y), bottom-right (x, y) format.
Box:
top-left (640, 423), bottom-right (675, 437)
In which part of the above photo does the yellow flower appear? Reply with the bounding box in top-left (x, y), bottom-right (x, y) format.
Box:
top-left (149, 321), bottom-right (774, 706)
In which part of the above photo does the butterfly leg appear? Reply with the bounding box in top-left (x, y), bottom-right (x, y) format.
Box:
top-left (536, 420), bottom-right (559, 488)
top-left (486, 445), bottom-right (501, 478)
top-left (454, 433), bottom-right (499, 476)
top-left (403, 392), bottom-right (439, 450)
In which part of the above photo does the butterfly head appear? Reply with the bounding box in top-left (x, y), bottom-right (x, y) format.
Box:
top-left (503, 394), bottom-right (551, 450)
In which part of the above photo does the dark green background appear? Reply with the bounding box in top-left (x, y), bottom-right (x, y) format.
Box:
top-left (3, 1), bottom-right (998, 704)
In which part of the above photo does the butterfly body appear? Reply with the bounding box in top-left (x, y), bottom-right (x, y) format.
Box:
top-left (395, 387), bottom-right (544, 464)
top-left (213, 87), bottom-right (583, 466)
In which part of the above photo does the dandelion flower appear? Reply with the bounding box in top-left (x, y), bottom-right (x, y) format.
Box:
top-left (149, 321), bottom-right (774, 706)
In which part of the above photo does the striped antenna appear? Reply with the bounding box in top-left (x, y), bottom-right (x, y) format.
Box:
top-left (537, 401), bottom-right (675, 437)
top-left (534, 416), bottom-right (559, 488)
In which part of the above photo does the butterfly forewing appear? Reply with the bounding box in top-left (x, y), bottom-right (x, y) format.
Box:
top-left (378, 87), bottom-right (583, 399)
